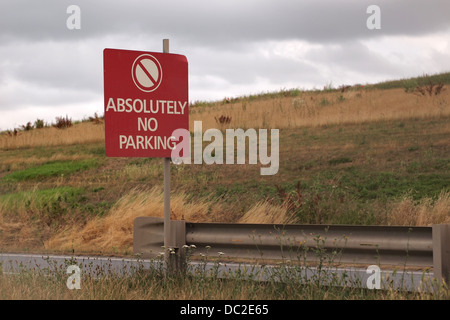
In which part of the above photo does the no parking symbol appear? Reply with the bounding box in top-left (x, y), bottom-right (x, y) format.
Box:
top-left (132, 54), bottom-right (163, 92)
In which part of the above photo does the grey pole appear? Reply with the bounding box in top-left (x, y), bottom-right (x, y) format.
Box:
top-left (163, 39), bottom-right (171, 256)
top-left (162, 39), bottom-right (186, 274)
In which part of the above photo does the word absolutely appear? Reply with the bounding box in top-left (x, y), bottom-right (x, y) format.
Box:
top-left (105, 98), bottom-right (188, 115)
top-left (171, 121), bottom-right (279, 176)
top-left (66, 265), bottom-right (81, 290)
top-left (66, 5), bottom-right (81, 30)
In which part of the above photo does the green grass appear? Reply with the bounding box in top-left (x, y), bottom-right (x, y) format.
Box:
top-left (0, 187), bottom-right (83, 207)
top-left (341, 170), bottom-right (449, 200)
top-left (0, 187), bottom-right (84, 217)
top-left (2, 159), bottom-right (99, 182)
top-left (0, 186), bottom-right (113, 227)
top-left (370, 71), bottom-right (450, 90)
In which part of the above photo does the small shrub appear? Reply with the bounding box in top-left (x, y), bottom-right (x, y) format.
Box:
top-left (89, 113), bottom-right (103, 125)
top-left (434, 82), bottom-right (445, 95)
top-left (34, 119), bottom-right (45, 129)
top-left (414, 80), bottom-right (445, 96)
top-left (53, 116), bottom-right (73, 129)
top-left (20, 122), bottom-right (34, 131)
top-left (339, 85), bottom-right (351, 93)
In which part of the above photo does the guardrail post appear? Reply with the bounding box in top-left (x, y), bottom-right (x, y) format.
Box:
top-left (166, 219), bottom-right (186, 275)
top-left (432, 224), bottom-right (450, 285)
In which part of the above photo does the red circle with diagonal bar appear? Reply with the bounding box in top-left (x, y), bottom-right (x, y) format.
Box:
top-left (131, 54), bottom-right (163, 92)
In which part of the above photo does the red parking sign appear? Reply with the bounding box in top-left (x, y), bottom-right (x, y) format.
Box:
top-left (103, 48), bottom-right (188, 158)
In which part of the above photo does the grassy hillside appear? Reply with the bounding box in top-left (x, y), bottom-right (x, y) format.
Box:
top-left (0, 73), bottom-right (449, 255)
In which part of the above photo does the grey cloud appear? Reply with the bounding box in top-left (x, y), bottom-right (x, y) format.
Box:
top-left (1, 0), bottom-right (449, 46)
top-left (304, 41), bottom-right (405, 76)
top-left (187, 41), bottom-right (321, 90)
top-left (0, 80), bottom-right (98, 109)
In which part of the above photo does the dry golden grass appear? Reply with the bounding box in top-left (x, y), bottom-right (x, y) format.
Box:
top-left (191, 88), bottom-right (450, 131)
top-left (0, 215), bottom-right (45, 250)
top-left (238, 200), bottom-right (293, 224)
top-left (388, 191), bottom-right (450, 226)
top-left (43, 187), bottom-right (301, 254)
top-left (0, 122), bottom-right (104, 150)
top-left (1, 87), bottom-right (448, 151)
top-left (44, 187), bottom-right (226, 253)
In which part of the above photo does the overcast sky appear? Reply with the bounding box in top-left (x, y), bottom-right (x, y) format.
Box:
top-left (0, 0), bottom-right (449, 131)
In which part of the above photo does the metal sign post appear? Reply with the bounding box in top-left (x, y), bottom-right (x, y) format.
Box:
top-left (162, 39), bottom-right (175, 274)
top-left (162, 39), bottom-right (186, 275)
top-left (163, 39), bottom-right (171, 261)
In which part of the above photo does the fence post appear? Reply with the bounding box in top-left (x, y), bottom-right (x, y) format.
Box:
top-left (432, 224), bottom-right (450, 284)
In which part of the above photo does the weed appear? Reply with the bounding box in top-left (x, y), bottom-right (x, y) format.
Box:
top-left (20, 122), bottom-right (34, 131)
top-left (337, 94), bottom-right (346, 103)
top-left (339, 85), bottom-right (351, 93)
top-left (88, 113), bottom-right (103, 125)
top-left (323, 81), bottom-right (334, 92)
top-left (34, 119), bottom-right (45, 129)
top-left (413, 80), bottom-right (445, 97)
top-left (53, 116), bottom-right (73, 129)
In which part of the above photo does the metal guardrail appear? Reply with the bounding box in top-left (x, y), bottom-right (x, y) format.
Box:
top-left (186, 222), bottom-right (432, 266)
top-left (134, 217), bottom-right (450, 283)
top-left (0, 219), bottom-right (445, 294)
